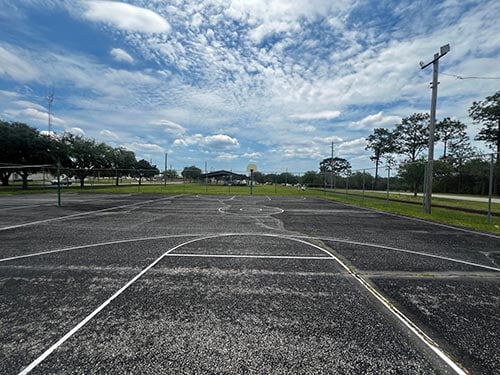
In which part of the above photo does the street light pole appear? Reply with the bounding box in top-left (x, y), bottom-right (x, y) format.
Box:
top-left (164, 152), bottom-right (167, 187)
top-left (420, 44), bottom-right (450, 214)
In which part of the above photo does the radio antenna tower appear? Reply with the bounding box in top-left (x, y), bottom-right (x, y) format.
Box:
top-left (47, 88), bottom-right (54, 134)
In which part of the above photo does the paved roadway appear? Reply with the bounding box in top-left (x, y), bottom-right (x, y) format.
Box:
top-left (0, 193), bottom-right (498, 374)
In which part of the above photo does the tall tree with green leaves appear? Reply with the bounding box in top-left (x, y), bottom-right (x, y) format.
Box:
top-left (436, 117), bottom-right (468, 160)
top-left (0, 121), bottom-right (65, 188)
top-left (181, 165), bottom-right (202, 182)
top-left (134, 159), bottom-right (159, 184)
top-left (394, 113), bottom-right (430, 162)
top-left (320, 157), bottom-right (352, 175)
top-left (470, 91), bottom-right (500, 193)
top-left (63, 133), bottom-right (109, 187)
top-left (470, 91), bottom-right (500, 158)
top-left (108, 147), bottom-right (136, 186)
top-left (365, 127), bottom-right (395, 184)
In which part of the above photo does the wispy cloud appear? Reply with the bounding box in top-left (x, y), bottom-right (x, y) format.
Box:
top-left (110, 48), bottom-right (134, 63)
top-left (83, 1), bottom-right (170, 33)
top-left (290, 111), bottom-right (341, 121)
top-left (0, 45), bottom-right (39, 81)
top-left (349, 112), bottom-right (402, 130)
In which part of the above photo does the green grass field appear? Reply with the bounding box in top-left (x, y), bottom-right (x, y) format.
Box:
top-left (1, 182), bottom-right (499, 234)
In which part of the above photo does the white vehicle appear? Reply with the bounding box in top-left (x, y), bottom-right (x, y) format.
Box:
top-left (51, 175), bottom-right (73, 185)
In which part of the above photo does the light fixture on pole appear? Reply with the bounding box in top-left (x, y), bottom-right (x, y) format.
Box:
top-left (420, 44), bottom-right (450, 214)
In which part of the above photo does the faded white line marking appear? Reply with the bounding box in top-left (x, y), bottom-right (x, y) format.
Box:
top-left (16, 233), bottom-right (467, 374)
top-left (337, 200), bottom-right (500, 239)
top-left (165, 253), bottom-right (331, 260)
top-left (296, 235), bottom-right (500, 272)
top-left (0, 234), bottom-right (199, 263)
top-left (17, 234), bottom-right (221, 375)
top-left (0, 196), bottom-right (179, 232)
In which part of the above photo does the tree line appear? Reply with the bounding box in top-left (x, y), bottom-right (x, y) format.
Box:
top-left (320, 90), bottom-right (500, 195)
top-left (0, 120), bottom-right (162, 188)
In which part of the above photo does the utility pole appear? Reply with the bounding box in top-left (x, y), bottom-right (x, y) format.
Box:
top-left (164, 153), bottom-right (168, 187)
top-left (331, 141), bottom-right (334, 190)
top-left (420, 44), bottom-right (450, 214)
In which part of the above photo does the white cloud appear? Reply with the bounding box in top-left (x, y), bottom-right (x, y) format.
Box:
top-left (124, 142), bottom-right (164, 153)
top-left (349, 112), bottom-right (402, 130)
top-left (215, 152), bottom-right (238, 161)
top-left (153, 119), bottom-right (186, 135)
top-left (173, 134), bottom-right (204, 146)
top-left (290, 110), bottom-right (341, 120)
top-left (13, 100), bottom-right (47, 112)
top-left (110, 48), bottom-right (134, 63)
top-left (67, 127), bottom-right (86, 136)
top-left (173, 134), bottom-right (240, 150)
top-left (338, 138), bottom-right (367, 156)
top-left (99, 129), bottom-right (119, 140)
top-left (0, 45), bottom-right (39, 81)
top-left (242, 152), bottom-right (262, 159)
top-left (204, 134), bottom-right (240, 149)
top-left (83, 1), bottom-right (171, 33)
top-left (4, 107), bottom-right (65, 125)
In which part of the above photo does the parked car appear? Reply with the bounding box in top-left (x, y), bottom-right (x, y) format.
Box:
top-left (51, 175), bottom-right (73, 185)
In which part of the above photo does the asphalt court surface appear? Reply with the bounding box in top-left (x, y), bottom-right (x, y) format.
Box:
top-left (0, 193), bottom-right (499, 374)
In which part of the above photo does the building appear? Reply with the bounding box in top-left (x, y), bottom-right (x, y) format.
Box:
top-left (198, 170), bottom-right (247, 185)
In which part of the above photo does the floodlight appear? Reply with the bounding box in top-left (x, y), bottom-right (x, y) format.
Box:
top-left (419, 61), bottom-right (425, 68)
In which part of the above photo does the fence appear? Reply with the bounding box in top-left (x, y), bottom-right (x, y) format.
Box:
top-left (1, 156), bottom-right (499, 225)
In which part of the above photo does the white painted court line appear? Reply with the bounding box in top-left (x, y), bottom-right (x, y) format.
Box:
top-left (0, 234), bottom-right (200, 263)
top-left (17, 233), bottom-right (467, 374)
top-left (165, 253), bottom-right (332, 260)
top-left (3, 232), bottom-right (498, 274)
top-left (293, 235), bottom-right (500, 273)
top-left (17, 234), bottom-right (222, 375)
top-left (0, 196), bottom-right (178, 232)
top-left (337, 200), bottom-right (500, 239)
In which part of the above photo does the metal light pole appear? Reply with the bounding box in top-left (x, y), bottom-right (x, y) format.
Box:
top-left (420, 44), bottom-right (450, 214)
top-left (331, 141), bottom-right (334, 190)
top-left (164, 153), bottom-right (167, 187)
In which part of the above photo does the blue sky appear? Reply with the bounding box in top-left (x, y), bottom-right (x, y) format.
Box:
top-left (0, 0), bottom-right (499, 175)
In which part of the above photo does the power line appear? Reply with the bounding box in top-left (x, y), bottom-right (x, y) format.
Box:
top-left (441, 72), bottom-right (500, 80)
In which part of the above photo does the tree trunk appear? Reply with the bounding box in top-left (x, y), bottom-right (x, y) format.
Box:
top-left (1, 172), bottom-right (11, 186)
top-left (20, 171), bottom-right (29, 190)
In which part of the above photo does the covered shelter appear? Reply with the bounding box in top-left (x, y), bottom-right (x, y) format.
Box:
top-left (198, 170), bottom-right (247, 185)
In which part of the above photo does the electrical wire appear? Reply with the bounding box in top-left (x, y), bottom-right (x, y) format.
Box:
top-left (441, 72), bottom-right (500, 80)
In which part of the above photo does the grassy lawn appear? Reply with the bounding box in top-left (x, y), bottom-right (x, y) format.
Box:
top-left (1, 182), bottom-right (499, 234)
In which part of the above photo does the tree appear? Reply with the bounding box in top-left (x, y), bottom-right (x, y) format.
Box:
top-left (436, 117), bottom-right (468, 160)
top-left (320, 157), bottom-right (351, 175)
top-left (365, 127), bottom-right (395, 186)
top-left (470, 91), bottom-right (500, 193)
top-left (394, 113), bottom-right (430, 162)
top-left (181, 165), bottom-right (202, 182)
top-left (301, 171), bottom-right (320, 186)
top-left (398, 159), bottom-right (426, 196)
top-left (164, 169), bottom-right (178, 180)
top-left (63, 134), bottom-right (109, 187)
top-left (134, 159), bottom-right (159, 184)
top-left (0, 120), bottom-right (18, 185)
top-left (252, 171), bottom-right (265, 184)
top-left (0, 121), bottom-right (63, 188)
top-left (320, 157), bottom-right (351, 189)
top-left (108, 147), bottom-right (136, 186)
top-left (470, 91), bottom-right (500, 157)
top-left (277, 172), bottom-right (298, 185)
